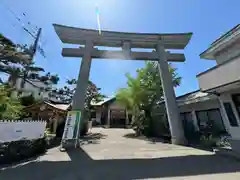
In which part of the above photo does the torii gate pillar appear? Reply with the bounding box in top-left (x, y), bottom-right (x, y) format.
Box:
top-left (71, 41), bottom-right (93, 111)
top-left (157, 42), bottom-right (185, 144)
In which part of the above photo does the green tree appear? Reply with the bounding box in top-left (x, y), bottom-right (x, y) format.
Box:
top-left (0, 34), bottom-right (47, 88)
top-left (38, 72), bottom-right (60, 85)
top-left (0, 34), bottom-right (31, 84)
top-left (116, 88), bottom-right (133, 124)
top-left (0, 85), bottom-right (23, 120)
top-left (51, 78), bottom-right (105, 135)
top-left (116, 61), bottom-right (181, 136)
top-left (52, 78), bottom-right (104, 107)
top-left (0, 34), bottom-right (54, 88)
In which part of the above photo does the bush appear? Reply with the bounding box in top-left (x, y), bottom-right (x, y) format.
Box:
top-left (200, 134), bottom-right (216, 147)
top-left (20, 95), bottom-right (36, 106)
top-left (131, 110), bottom-right (147, 136)
top-left (0, 138), bottom-right (47, 165)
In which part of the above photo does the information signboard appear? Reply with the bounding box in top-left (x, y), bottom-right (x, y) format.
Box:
top-left (62, 111), bottom-right (81, 141)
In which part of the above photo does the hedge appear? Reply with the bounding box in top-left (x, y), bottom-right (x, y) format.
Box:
top-left (0, 138), bottom-right (47, 165)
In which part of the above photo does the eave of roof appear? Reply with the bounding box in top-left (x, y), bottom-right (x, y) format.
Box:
top-left (200, 24), bottom-right (240, 60)
top-left (25, 101), bottom-right (69, 112)
top-left (156, 90), bottom-right (215, 107)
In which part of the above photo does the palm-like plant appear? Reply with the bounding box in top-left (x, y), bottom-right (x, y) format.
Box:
top-left (116, 72), bottom-right (144, 133)
top-left (116, 61), bottom-right (182, 136)
top-left (116, 88), bottom-right (133, 125)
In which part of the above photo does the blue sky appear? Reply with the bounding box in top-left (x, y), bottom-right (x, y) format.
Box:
top-left (0, 0), bottom-right (239, 97)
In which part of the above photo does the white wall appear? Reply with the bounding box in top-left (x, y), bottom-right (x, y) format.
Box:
top-left (215, 42), bottom-right (240, 64)
top-left (198, 55), bottom-right (240, 92)
top-left (0, 120), bottom-right (46, 143)
top-left (12, 78), bottom-right (53, 100)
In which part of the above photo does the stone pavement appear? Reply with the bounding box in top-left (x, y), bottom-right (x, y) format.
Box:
top-left (1, 127), bottom-right (240, 180)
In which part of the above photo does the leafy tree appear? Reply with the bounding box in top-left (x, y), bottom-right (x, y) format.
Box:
top-left (0, 34), bottom-right (55, 90)
top-left (116, 61), bottom-right (181, 136)
top-left (0, 34), bottom-right (31, 84)
top-left (20, 62), bottom-right (45, 88)
top-left (0, 85), bottom-right (23, 120)
top-left (0, 34), bottom-right (31, 64)
top-left (116, 88), bottom-right (133, 123)
top-left (38, 72), bottom-right (60, 85)
top-left (0, 34), bottom-right (43, 87)
top-left (50, 78), bottom-right (105, 135)
top-left (52, 78), bottom-right (104, 107)
top-left (20, 94), bottom-right (36, 106)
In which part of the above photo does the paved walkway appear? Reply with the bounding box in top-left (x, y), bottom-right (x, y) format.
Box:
top-left (1, 128), bottom-right (240, 180)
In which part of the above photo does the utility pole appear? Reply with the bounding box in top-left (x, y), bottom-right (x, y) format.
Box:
top-left (21, 28), bottom-right (42, 89)
top-left (31, 28), bottom-right (42, 57)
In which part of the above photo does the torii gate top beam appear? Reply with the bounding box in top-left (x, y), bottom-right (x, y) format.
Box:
top-left (53, 24), bottom-right (192, 50)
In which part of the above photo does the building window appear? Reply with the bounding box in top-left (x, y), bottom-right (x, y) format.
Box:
top-left (224, 102), bottom-right (238, 127)
top-left (196, 109), bottom-right (225, 134)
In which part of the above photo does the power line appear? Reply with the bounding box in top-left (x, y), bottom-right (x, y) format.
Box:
top-left (0, 1), bottom-right (47, 58)
top-left (0, 1), bottom-right (37, 39)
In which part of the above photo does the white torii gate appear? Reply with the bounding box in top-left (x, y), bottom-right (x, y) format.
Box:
top-left (53, 24), bottom-right (192, 146)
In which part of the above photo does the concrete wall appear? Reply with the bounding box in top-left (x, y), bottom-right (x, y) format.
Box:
top-left (0, 120), bottom-right (46, 143)
top-left (215, 42), bottom-right (240, 64)
top-left (197, 55), bottom-right (240, 92)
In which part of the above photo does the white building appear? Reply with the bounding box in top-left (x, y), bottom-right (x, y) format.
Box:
top-left (11, 77), bottom-right (58, 101)
top-left (197, 24), bottom-right (240, 149)
top-left (154, 24), bottom-right (240, 149)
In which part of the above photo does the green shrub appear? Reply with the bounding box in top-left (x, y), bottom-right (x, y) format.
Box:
top-left (0, 138), bottom-right (47, 165)
top-left (20, 95), bottom-right (36, 106)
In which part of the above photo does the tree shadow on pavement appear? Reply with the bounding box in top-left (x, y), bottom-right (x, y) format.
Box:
top-left (1, 147), bottom-right (240, 180)
top-left (80, 132), bottom-right (107, 145)
top-left (123, 133), bottom-right (214, 152)
top-left (123, 132), bottom-right (171, 144)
